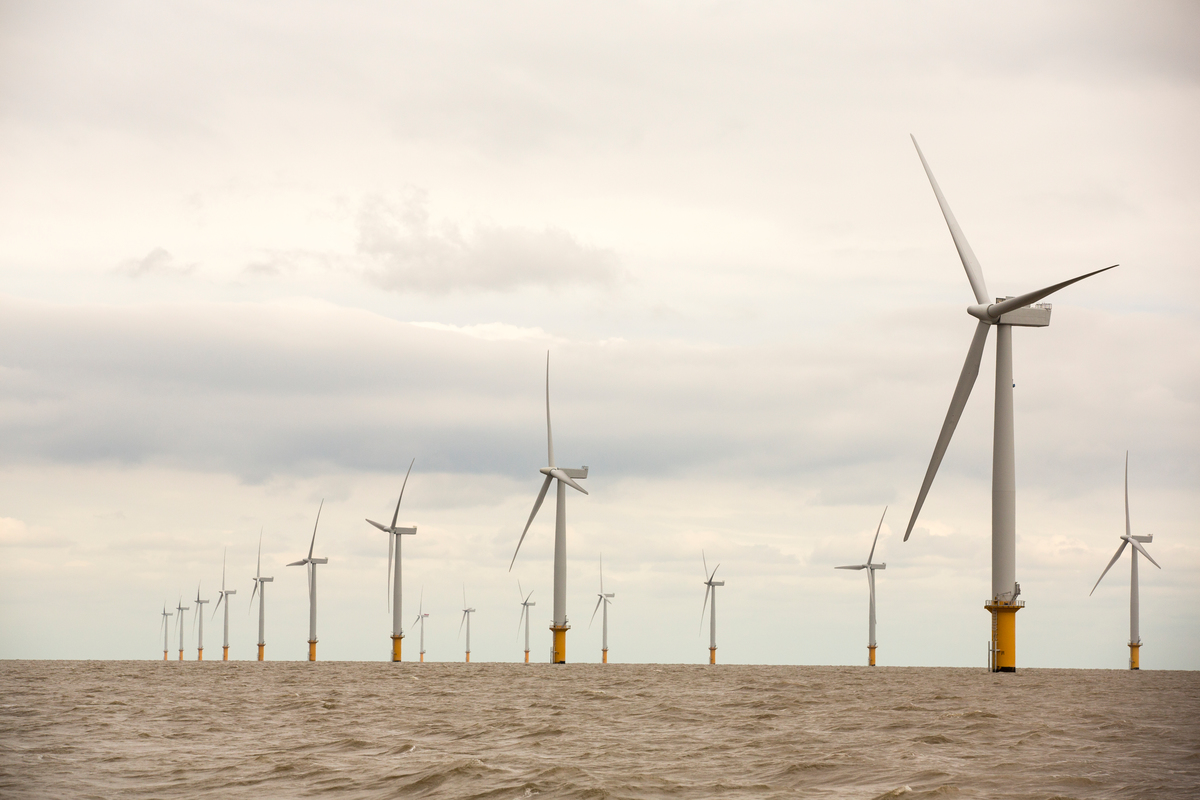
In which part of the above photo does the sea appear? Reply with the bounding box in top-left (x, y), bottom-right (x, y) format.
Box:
top-left (1, 660), bottom-right (1197, 799)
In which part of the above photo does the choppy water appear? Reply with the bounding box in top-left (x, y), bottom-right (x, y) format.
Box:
top-left (1, 661), bottom-right (1197, 799)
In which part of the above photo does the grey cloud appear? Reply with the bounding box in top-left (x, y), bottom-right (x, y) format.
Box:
top-left (115, 247), bottom-right (195, 278)
top-left (356, 193), bottom-right (622, 294)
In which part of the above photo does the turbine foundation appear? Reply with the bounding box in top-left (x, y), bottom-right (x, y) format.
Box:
top-left (465, 651), bottom-right (470, 663)
top-left (163, 651), bottom-right (168, 661)
top-left (1130, 642), bottom-right (1141, 670)
top-left (420, 652), bottom-right (424, 663)
top-left (197, 648), bottom-right (203, 662)
top-left (551, 625), bottom-right (568, 664)
top-left (391, 634), bottom-right (403, 663)
top-left (985, 600), bottom-right (1022, 672)
top-left (602, 648), bottom-right (608, 664)
top-left (524, 651), bottom-right (530, 664)
top-left (257, 644), bottom-right (265, 661)
top-left (709, 646), bottom-right (717, 665)
top-left (222, 646), bottom-right (229, 661)
top-left (308, 640), bottom-right (317, 662)
top-left (868, 645), bottom-right (876, 667)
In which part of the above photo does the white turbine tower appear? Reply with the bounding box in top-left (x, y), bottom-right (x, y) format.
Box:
top-left (412, 591), bottom-right (429, 662)
top-left (700, 553), bottom-right (724, 665)
top-left (192, 584), bottom-right (209, 661)
top-left (212, 548), bottom-right (236, 661)
top-left (366, 459), bottom-right (417, 662)
top-left (589, 556), bottom-right (615, 664)
top-left (160, 605), bottom-right (172, 661)
top-left (509, 352), bottom-right (589, 664)
top-left (250, 529), bottom-right (274, 661)
top-left (516, 581), bottom-right (536, 664)
top-left (174, 597), bottom-right (189, 661)
top-left (835, 507), bottom-right (888, 666)
top-left (1090, 452), bottom-right (1161, 670)
top-left (288, 500), bottom-right (329, 662)
top-left (902, 136), bottom-right (1117, 673)
top-left (459, 587), bottom-right (476, 663)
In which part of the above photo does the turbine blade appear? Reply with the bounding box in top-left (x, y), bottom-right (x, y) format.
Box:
top-left (250, 579), bottom-right (258, 606)
top-left (459, 610), bottom-right (467, 637)
top-left (911, 135), bottom-right (989, 305)
top-left (545, 351), bottom-right (555, 468)
top-left (1125, 451), bottom-right (1131, 539)
top-left (365, 518), bottom-right (390, 532)
top-left (589, 595), bottom-right (603, 627)
top-left (509, 474), bottom-right (553, 571)
top-left (256, 528), bottom-right (263, 579)
top-left (835, 565), bottom-right (867, 570)
top-left (392, 457), bottom-right (415, 530)
top-left (221, 548), bottom-right (227, 593)
top-left (904, 320), bottom-right (990, 541)
top-left (518, 579), bottom-right (524, 601)
top-left (987, 265), bottom-right (1118, 319)
top-left (287, 559), bottom-right (307, 567)
top-left (516, 604), bottom-right (525, 639)
top-left (710, 564), bottom-right (720, 582)
top-left (308, 499), bottom-right (323, 560)
top-left (699, 584), bottom-right (711, 633)
top-left (702, 550), bottom-right (709, 581)
top-left (868, 506), bottom-right (887, 564)
top-left (550, 469), bottom-right (588, 495)
top-left (1127, 537), bottom-right (1161, 569)
top-left (1090, 540), bottom-right (1129, 595)
top-left (212, 593), bottom-right (222, 620)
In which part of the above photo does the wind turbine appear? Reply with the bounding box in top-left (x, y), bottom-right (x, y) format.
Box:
top-left (902, 136), bottom-right (1117, 673)
top-left (174, 597), bottom-right (189, 661)
top-left (459, 587), bottom-right (476, 663)
top-left (288, 500), bottom-right (329, 662)
top-left (160, 605), bottom-right (172, 661)
top-left (250, 529), bottom-right (274, 661)
top-left (700, 552), bottom-right (724, 665)
top-left (517, 581), bottom-right (536, 664)
top-left (412, 591), bottom-right (429, 662)
top-left (1090, 452), bottom-right (1161, 670)
top-left (835, 507), bottom-right (888, 666)
top-left (212, 548), bottom-right (236, 661)
top-left (589, 556), bottom-right (615, 664)
top-left (366, 459), bottom-right (417, 662)
top-left (192, 583), bottom-right (209, 661)
top-left (509, 352), bottom-right (589, 664)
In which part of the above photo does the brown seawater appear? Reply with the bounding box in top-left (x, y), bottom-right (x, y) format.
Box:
top-left (1, 661), bottom-right (1197, 799)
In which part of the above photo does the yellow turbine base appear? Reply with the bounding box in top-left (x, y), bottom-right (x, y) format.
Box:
top-left (222, 646), bottom-right (229, 661)
top-left (308, 640), bottom-right (317, 662)
top-left (420, 652), bottom-right (424, 662)
top-left (524, 650), bottom-right (530, 664)
top-left (602, 649), bottom-right (608, 664)
top-left (985, 601), bottom-right (1021, 672)
top-left (465, 651), bottom-right (470, 663)
top-left (163, 651), bottom-right (168, 661)
top-left (550, 625), bottom-right (568, 664)
top-left (257, 644), bottom-right (264, 661)
top-left (868, 646), bottom-right (876, 667)
top-left (1130, 643), bottom-right (1141, 670)
top-left (197, 648), bottom-right (203, 662)
top-left (709, 646), bottom-right (716, 665)
top-left (392, 635), bottom-right (403, 663)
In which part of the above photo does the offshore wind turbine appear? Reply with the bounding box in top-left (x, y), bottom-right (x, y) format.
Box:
top-left (160, 605), bottom-right (172, 661)
top-left (459, 587), bottom-right (476, 663)
top-left (835, 507), bottom-right (888, 666)
top-left (412, 592), bottom-right (429, 662)
top-left (517, 581), bottom-right (536, 664)
top-left (192, 584), bottom-right (209, 661)
top-left (174, 597), bottom-right (189, 661)
top-left (509, 352), bottom-right (589, 664)
top-left (1090, 452), bottom-right (1161, 670)
top-left (250, 529), bottom-right (274, 661)
top-left (589, 556), bottom-right (615, 664)
top-left (213, 549), bottom-right (236, 661)
top-left (700, 552), bottom-right (724, 665)
top-left (288, 500), bottom-right (329, 662)
top-left (902, 136), bottom-right (1117, 673)
top-left (366, 459), bottom-right (417, 662)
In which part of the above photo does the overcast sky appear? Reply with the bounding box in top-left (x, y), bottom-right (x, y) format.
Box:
top-left (1, 1), bottom-right (1197, 668)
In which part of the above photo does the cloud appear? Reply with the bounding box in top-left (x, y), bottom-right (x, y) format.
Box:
top-left (356, 192), bottom-right (622, 294)
top-left (115, 247), bottom-right (195, 278)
